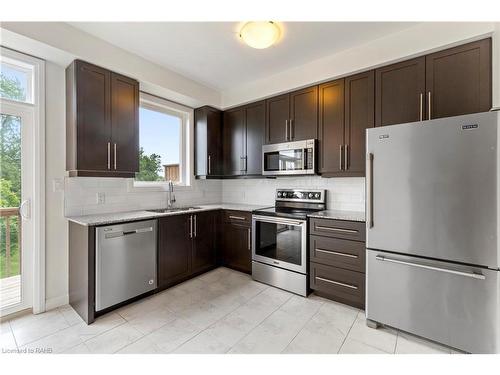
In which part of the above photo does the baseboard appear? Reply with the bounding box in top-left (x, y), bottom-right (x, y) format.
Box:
top-left (45, 294), bottom-right (69, 311)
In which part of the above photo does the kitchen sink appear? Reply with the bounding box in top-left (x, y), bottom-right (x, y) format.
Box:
top-left (146, 207), bottom-right (202, 213)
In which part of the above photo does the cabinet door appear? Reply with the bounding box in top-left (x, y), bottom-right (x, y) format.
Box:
top-left (75, 61), bottom-right (111, 171)
top-left (290, 86), bottom-right (318, 141)
top-left (223, 107), bottom-right (246, 176)
top-left (222, 223), bottom-right (251, 274)
top-left (344, 71), bottom-right (374, 175)
top-left (158, 215), bottom-right (191, 288)
top-left (110, 73), bottom-right (139, 173)
top-left (195, 107), bottom-right (222, 176)
top-left (318, 79), bottom-right (344, 174)
top-left (207, 108), bottom-right (223, 175)
top-left (426, 38), bottom-right (492, 120)
top-left (375, 57), bottom-right (426, 127)
top-left (192, 211), bottom-right (217, 274)
top-left (266, 94), bottom-right (290, 144)
top-left (245, 101), bottom-right (265, 175)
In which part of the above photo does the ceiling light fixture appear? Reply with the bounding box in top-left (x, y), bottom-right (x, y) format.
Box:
top-left (239, 21), bottom-right (281, 49)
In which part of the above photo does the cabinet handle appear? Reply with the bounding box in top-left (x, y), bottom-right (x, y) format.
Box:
top-left (208, 155), bottom-right (211, 175)
top-left (419, 93), bottom-right (423, 121)
top-left (247, 228), bottom-right (251, 250)
top-left (428, 91), bottom-right (432, 120)
top-left (289, 119), bottom-right (293, 140)
top-left (315, 248), bottom-right (358, 259)
top-left (113, 143), bottom-right (117, 170)
top-left (315, 276), bottom-right (358, 290)
top-left (285, 120), bottom-right (289, 141)
top-left (339, 145), bottom-right (343, 171)
top-left (189, 215), bottom-right (193, 239)
top-left (315, 225), bottom-right (358, 234)
top-left (194, 214), bottom-right (197, 238)
top-left (229, 215), bottom-right (246, 221)
top-left (344, 144), bottom-right (349, 170)
top-left (107, 142), bottom-right (111, 170)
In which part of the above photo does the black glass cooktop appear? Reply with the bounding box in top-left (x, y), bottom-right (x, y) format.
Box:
top-left (252, 206), bottom-right (322, 220)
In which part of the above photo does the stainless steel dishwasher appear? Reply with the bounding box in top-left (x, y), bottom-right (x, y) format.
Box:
top-left (95, 219), bottom-right (157, 311)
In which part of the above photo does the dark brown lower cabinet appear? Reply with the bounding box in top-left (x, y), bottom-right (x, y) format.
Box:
top-left (158, 214), bottom-right (192, 288)
top-left (191, 210), bottom-right (217, 274)
top-left (158, 211), bottom-right (217, 289)
top-left (309, 217), bottom-right (366, 309)
top-left (221, 210), bottom-right (252, 274)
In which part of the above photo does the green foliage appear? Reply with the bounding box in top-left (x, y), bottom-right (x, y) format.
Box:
top-left (0, 73), bottom-right (23, 278)
top-left (135, 147), bottom-right (164, 181)
top-left (0, 73), bottom-right (25, 101)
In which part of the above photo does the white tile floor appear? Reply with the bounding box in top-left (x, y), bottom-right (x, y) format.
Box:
top-left (0, 267), bottom-right (459, 354)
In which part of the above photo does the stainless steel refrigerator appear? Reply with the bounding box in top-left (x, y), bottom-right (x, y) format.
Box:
top-left (365, 111), bottom-right (500, 354)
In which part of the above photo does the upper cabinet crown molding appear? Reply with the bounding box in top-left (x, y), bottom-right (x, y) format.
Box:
top-left (66, 60), bottom-right (139, 178)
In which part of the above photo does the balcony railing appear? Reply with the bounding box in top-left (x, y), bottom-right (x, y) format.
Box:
top-left (0, 207), bottom-right (21, 279)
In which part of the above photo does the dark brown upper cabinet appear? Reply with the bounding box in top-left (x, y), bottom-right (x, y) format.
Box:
top-left (344, 71), bottom-right (375, 175)
top-left (375, 57), bottom-right (426, 127)
top-left (265, 86), bottom-right (318, 144)
top-left (223, 101), bottom-right (265, 176)
top-left (223, 107), bottom-right (246, 176)
top-left (66, 60), bottom-right (139, 177)
top-left (425, 38), bottom-right (492, 120)
top-left (375, 38), bottom-right (491, 126)
top-left (194, 106), bottom-right (223, 177)
top-left (319, 71), bottom-right (374, 177)
top-left (318, 79), bottom-right (344, 174)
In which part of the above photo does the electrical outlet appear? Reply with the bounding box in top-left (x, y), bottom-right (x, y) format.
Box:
top-left (97, 192), bottom-right (105, 205)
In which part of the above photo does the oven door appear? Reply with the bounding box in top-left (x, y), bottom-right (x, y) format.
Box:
top-left (252, 215), bottom-right (307, 274)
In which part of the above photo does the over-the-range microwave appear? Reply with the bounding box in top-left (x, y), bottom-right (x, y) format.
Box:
top-left (262, 139), bottom-right (317, 176)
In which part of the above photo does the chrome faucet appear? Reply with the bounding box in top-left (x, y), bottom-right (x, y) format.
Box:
top-left (167, 180), bottom-right (176, 209)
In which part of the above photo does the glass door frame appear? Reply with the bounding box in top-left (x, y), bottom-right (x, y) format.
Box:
top-left (0, 47), bottom-right (45, 317)
top-left (251, 215), bottom-right (307, 274)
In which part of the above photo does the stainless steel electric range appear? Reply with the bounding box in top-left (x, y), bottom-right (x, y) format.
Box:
top-left (251, 189), bottom-right (326, 296)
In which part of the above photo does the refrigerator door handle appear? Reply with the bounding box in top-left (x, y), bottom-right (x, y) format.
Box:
top-left (375, 255), bottom-right (486, 280)
top-left (366, 153), bottom-right (374, 228)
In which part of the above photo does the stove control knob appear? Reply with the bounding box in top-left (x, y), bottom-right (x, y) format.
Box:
top-left (277, 192), bottom-right (282, 197)
top-left (308, 193), bottom-right (313, 198)
top-left (314, 193), bottom-right (320, 199)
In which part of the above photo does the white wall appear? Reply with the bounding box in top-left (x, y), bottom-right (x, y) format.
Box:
top-left (222, 177), bottom-right (365, 212)
top-left (44, 62), bottom-right (68, 309)
top-left (222, 22), bottom-right (499, 108)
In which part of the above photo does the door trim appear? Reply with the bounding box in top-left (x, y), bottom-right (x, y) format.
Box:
top-left (0, 47), bottom-right (45, 316)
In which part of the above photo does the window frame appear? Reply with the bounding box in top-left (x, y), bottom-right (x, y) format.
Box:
top-left (131, 92), bottom-right (193, 190)
top-left (0, 56), bottom-right (35, 104)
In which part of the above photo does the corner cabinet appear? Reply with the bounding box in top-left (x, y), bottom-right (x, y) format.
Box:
top-left (223, 101), bottom-right (265, 176)
top-left (66, 60), bottom-right (139, 177)
top-left (158, 211), bottom-right (217, 289)
top-left (318, 71), bottom-right (374, 177)
top-left (194, 106), bottom-right (223, 177)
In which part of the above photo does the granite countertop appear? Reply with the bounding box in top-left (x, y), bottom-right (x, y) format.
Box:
top-left (307, 209), bottom-right (365, 222)
top-left (66, 203), bottom-right (269, 226)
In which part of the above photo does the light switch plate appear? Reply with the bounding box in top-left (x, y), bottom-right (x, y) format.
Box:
top-left (52, 178), bottom-right (63, 192)
top-left (97, 192), bottom-right (105, 205)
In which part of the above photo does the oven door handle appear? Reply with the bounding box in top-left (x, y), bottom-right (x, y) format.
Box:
top-left (252, 215), bottom-right (305, 226)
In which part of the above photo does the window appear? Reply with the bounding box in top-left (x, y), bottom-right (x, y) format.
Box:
top-left (0, 57), bottom-right (34, 103)
top-left (134, 93), bottom-right (191, 186)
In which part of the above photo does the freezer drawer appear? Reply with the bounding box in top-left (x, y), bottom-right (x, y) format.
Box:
top-left (96, 220), bottom-right (157, 311)
top-left (366, 249), bottom-right (500, 353)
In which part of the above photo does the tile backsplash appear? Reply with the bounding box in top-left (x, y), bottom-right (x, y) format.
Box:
top-left (64, 176), bottom-right (365, 217)
top-left (222, 176), bottom-right (365, 211)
